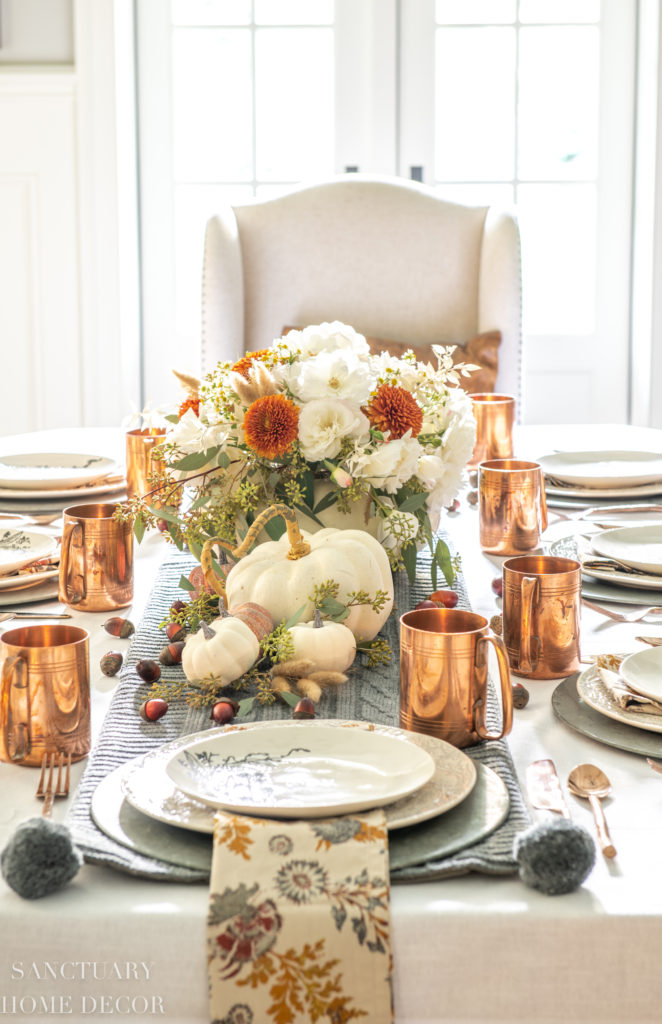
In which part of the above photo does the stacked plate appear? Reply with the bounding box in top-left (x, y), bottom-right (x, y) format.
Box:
top-left (538, 450), bottom-right (662, 511)
top-left (0, 452), bottom-right (126, 525)
top-left (575, 651), bottom-right (662, 740)
top-left (90, 721), bottom-right (511, 875)
top-left (0, 526), bottom-right (60, 606)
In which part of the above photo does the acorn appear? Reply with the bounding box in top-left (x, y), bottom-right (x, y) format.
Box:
top-left (135, 659), bottom-right (161, 684)
top-left (466, 490), bottom-right (478, 506)
top-left (170, 600), bottom-right (187, 616)
top-left (490, 614), bottom-right (503, 636)
top-left (512, 683), bottom-right (530, 710)
top-left (413, 600), bottom-right (440, 611)
top-left (292, 697), bottom-right (315, 720)
top-left (445, 498), bottom-right (460, 514)
top-left (103, 617), bottom-right (135, 639)
top-left (491, 577), bottom-right (503, 598)
top-left (429, 589), bottom-right (459, 608)
top-left (468, 471), bottom-right (478, 488)
top-left (165, 622), bottom-right (186, 643)
top-left (100, 651), bottom-right (123, 677)
top-left (159, 641), bottom-right (185, 666)
top-left (139, 697), bottom-right (168, 722)
top-left (210, 698), bottom-right (239, 726)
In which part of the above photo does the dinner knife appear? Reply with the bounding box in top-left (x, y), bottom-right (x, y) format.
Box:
top-left (526, 759), bottom-right (571, 818)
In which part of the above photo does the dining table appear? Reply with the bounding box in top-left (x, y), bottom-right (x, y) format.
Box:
top-left (2, 422), bottom-right (662, 1024)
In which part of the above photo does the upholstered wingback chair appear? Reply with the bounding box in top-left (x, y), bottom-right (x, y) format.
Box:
top-left (201, 175), bottom-right (522, 401)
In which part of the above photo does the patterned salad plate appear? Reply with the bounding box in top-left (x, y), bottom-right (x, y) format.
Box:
top-left (122, 721), bottom-right (477, 831)
top-left (166, 722), bottom-right (436, 817)
top-left (0, 452), bottom-right (117, 491)
top-left (0, 529), bottom-right (57, 575)
top-left (577, 664), bottom-right (662, 734)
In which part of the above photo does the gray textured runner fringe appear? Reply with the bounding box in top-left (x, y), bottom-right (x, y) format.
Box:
top-left (68, 544), bottom-right (530, 884)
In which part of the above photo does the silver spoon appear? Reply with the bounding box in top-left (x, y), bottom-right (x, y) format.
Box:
top-left (567, 763), bottom-right (617, 859)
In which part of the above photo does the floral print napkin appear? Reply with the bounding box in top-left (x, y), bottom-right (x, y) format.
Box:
top-left (207, 809), bottom-right (393, 1024)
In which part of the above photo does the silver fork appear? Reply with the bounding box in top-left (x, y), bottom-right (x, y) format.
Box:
top-left (582, 597), bottom-right (662, 623)
top-left (36, 752), bottom-right (71, 816)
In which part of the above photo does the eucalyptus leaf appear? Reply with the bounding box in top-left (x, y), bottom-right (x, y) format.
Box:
top-left (172, 447), bottom-right (220, 471)
top-left (147, 505), bottom-right (180, 526)
top-left (299, 468), bottom-right (315, 510)
top-left (430, 558), bottom-right (438, 592)
top-left (295, 503), bottom-right (324, 528)
top-left (435, 538), bottom-right (454, 586)
top-left (313, 489), bottom-right (339, 515)
top-left (178, 574), bottom-right (195, 592)
top-left (275, 690), bottom-right (300, 708)
top-left (133, 514), bottom-right (146, 545)
top-left (189, 493), bottom-right (213, 510)
top-left (236, 696), bottom-right (257, 719)
top-left (319, 596), bottom-right (348, 616)
top-left (401, 541), bottom-right (417, 585)
top-left (264, 516), bottom-right (287, 541)
top-left (164, 413), bottom-right (179, 424)
top-left (283, 605), bottom-right (307, 629)
top-left (398, 492), bottom-right (429, 513)
top-left (216, 451), bottom-right (230, 468)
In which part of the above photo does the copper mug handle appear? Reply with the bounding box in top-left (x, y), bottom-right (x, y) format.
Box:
top-left (1, 654), bottom-right (31, 762)
top-left (539, 476), bottom-right (549, 532)
top-left (60, 521), bottom-right (86, 604)
top-left (519, 575), bottom-right (540, 674)
top-left (474, 632), bottom-right (514, 741)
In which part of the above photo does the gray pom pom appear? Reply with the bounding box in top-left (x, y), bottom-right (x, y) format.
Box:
top-left (515, 818), bottom-right (596, 895)
top-left (1, 818), bottom-right (82, 900)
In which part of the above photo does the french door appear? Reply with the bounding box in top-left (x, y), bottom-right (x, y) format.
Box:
top-left (137, 0), bottom-right (636, 424)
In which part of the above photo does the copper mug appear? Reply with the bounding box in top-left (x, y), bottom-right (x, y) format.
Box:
top-left (0, 625), bottom-right (90, 765)
top-left (399, 608), bottom-right (513, 748)
top-left (126, 428), bottom-right (166, 501)
top-left (468, 393), bottom-right (515, 469)
top-left (59, 503), bottom-right (133, 611)
top-left (479, 459), bottom-right (548, 554)
top-left (502, 555), bottom-right (581, 679)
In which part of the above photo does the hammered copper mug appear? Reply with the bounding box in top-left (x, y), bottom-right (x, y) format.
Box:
top-left (399, 608), bottom-right (513, 748)
top-left (479, 459), bottom-right (548, 554)
top-left (59, 503), bottom-right (133, 611)
top-left (502, 555), bottom-right (581, 679)
top-left (0, 625), bottom-right (90, 765)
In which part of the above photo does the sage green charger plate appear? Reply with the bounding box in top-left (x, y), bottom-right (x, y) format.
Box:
top-left (552, 672), bottom-right (662, 758)
top-left (91, 760), bottom-right (509, 879)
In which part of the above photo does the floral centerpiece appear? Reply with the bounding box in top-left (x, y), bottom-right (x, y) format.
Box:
top-left (126, 321), bottom-right (476, 589)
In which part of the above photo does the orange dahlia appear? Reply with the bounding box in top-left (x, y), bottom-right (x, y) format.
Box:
top-left (232, 349), bottom-right (272, 379)
top-left (243, 394), bottom-right (299, 460)
top-left (178, 396), bottom-right (200, 419)
top-left (366, 384), bottom-right (423, 439)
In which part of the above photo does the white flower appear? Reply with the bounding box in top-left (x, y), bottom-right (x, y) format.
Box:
top-left (297, 399), bottom-right (370, 462)
top-left (425, 413), bottom-right (476, 511)
top-left (356, 435), bottom-right (423, 494)
top-left (416, 453), bottom-right (446, 492)
top-left (294, 350), bottom-right (374, 405)
top-left (377, 509), bottom-right (420, 550)
top-left (167, 408), bottom-right (229, 455)
top-left (283, 321), bottom-right (370, 359)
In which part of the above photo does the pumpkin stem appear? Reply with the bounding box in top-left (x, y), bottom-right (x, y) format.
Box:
top-left (313, 609), bottom-right (324, 629)
top-left (231, 504), bottom-right (311, 561)
top-left (216, 599), bottom-right (231, 618)
top-left (200, 620), bottom-right (216, 640)
top-left (199, 538), bottom-right (235, 599)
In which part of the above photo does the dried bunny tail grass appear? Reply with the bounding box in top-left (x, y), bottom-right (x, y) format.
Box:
top-left (271, 675), bottom-right (294, 694)
top-left (296, 678), bottom-right (322, 703)
top-left (228, 372), bottom-right (260, 405)
top-left (307, 670), bottom-right (349, 686)
top-left (172, 369), bottom-right (201, 397)
top-left (270, 659), bottom-right (316, 679)
top-left (251, 362), bottom-right (278, 397)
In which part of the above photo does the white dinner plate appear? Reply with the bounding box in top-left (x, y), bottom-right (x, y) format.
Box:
top-left (0, 579), bottom-right (60, 606)
top-left (590, 525), bottom-right (662, 575)
top-left (538, 450), bottom-right (662, 490)
top-left (577, 664), bottom-right (662, 734)
top-left (0, 530), bottom-right (57, 575)
top-left (545, 480), bottom-right (662, 500)
top-left (123, 721), bottom-right (477, 832)
top-left (0, 453), bottom-right (117, 491)
top-left (549, 535), bottom-right (662, 592)
top-left (0, 565), bottom-right (59, 591)
top-left (619, 648), bottom-right (662, 702)
top-left (166, 722), bottom-right (436, 817)
top-left (0, 479), bottom-right (125, 501)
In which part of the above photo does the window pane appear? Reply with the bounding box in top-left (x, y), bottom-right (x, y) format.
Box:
top-left (171, 1), bottom-right (251, 26)
top-left (255, 1), bottom-right (333, 25)
top-left (435, 28), bottom-right (515, 181)
top-left (255, 28), bottom-right (334, 180)
top-left (518, 27), bottom-right (599, 181)
top-left (436, 1), bottom-right (515, 25)
top-left (172, 29), bottom-right (253, 181)
top-left (434, 183), bottom-right (515, 207)
top-left (519, 0), bottom-right (600, 24)
top-left (518, 184), bottom-right (596, 335)
top-left (174, 184), bottom-right (253, 342)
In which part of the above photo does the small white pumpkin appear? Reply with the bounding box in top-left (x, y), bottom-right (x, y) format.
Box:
top-left (182, 614), bottom-right (258, 684)
top-left (289, 610), bottom-right (357, 672)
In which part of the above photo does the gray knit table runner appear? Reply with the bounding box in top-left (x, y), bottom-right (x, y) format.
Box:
top-left (68, 544), bottom-right (530, 883)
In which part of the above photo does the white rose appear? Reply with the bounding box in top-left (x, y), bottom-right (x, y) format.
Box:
top-left (298, 399), bottom-right (370, 462)
top-left (416, 453), bottom-right (446, 491)
top-left (285, 321), bottom-right (370, 358)
top-left (358, 435), bottom-right (423, 494)
top-left (167, 408), bottom-right (229, 455)
top-left (294, 350), bottom-right (375, 405)
top-left (426, 414), bottom-right (477, 511)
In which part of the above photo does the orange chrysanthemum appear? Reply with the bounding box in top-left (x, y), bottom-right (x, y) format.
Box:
top-left (231, 349), bottom-right (272, 379)
top-left (365, 384), bottom-right (423, 439)
top-left (243, 394), bottom-right (299, 460)
top-left (178, 396), bottom-right (200, 419)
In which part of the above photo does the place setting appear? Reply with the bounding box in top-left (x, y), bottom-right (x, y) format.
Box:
top-left (0, 451), bottom-right (127, 522)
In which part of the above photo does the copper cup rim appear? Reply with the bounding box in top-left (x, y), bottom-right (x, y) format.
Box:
top-left (479, 459), bottom-right (541, 473)
top-left (400, 607), bottom-right (488, 635)
top-left (471, 393), bottom-right (516, 405)
top-left (1, 624), bottom-right (89, 649)
top-left (126, 427), bottom-right (167, 438)
top-left (63, 502), bottom-right (127, 520)
top-left (503, 555), bottom-right (581, 578)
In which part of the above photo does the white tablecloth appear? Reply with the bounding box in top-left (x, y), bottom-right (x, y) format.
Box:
top-left (2, 425), bottom-right (662, 1024)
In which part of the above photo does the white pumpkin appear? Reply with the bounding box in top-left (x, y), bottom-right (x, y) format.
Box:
top-left (182, 617), bottom-right (259, 684)
top-left (289, 611), bottom-right (357, 672)
top-left (225, 527), bottom-right (393, 641)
